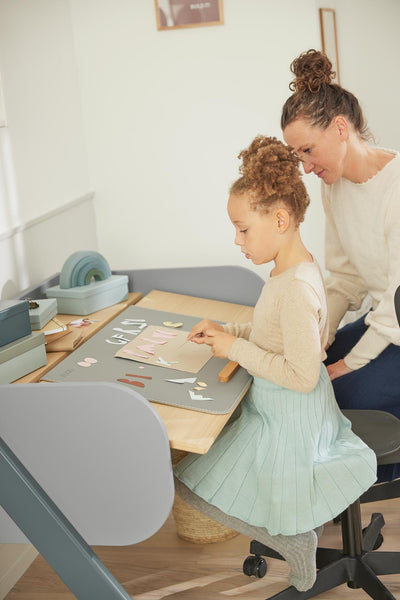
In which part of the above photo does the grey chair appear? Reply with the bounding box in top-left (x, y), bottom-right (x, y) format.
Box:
top-left (243, 287), bottom-right (400, 599)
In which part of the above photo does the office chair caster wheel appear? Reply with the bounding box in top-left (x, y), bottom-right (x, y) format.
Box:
top-left (362, 528), bottom-right (384, 550)
top-left (243, 555), bottom-right (267, 578)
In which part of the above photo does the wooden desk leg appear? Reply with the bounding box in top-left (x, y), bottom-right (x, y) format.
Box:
top-left (0, 438), bottom-right (131, 600)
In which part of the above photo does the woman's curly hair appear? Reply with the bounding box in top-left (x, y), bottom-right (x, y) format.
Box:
top-left (281, 49), bottom-right (370, 140)
top-left (230, 135), bottom-right (310, 226)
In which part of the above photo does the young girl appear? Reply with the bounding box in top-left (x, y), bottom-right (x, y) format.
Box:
top-left (174, 135), bottom-right (377, 592)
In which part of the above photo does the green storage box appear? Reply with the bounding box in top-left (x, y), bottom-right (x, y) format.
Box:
top-left (29, 298), bottom-right (58, 329)
top-left (0, 300), bottom-right (32, 348)
top-left (0, 332), bottom-right (47, 383)
top-left (45, 275), bottom-right (129, 315)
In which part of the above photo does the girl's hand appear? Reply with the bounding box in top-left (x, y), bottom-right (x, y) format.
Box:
top-left (202, 329), bottom-right (237, 358)
top-left (187, 319), bottom-right (224, 343)
top-left (326, 359), bottom-right (353, 381)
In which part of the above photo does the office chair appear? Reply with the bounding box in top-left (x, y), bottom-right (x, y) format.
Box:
top-left (242, 287), bottom-right (400, 599)
top-left (0, 382), bottom-right (175, 600)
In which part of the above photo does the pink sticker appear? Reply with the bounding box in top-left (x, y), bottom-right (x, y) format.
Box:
top-left (84, 357), bottom-right (98, 364)
top-left (142, 337), bottom-right (167, 345)
top-left (78, 361), bottom-right (91, 367)
top-left (154, 330), bottom-right (178, 338)
top-left (137, 344), bottom-right (155, 355)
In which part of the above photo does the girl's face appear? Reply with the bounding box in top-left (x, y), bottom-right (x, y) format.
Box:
top-left (283, 117), bottom-right (347, 185)
top-left (228, 193), bottom-right (281, 265)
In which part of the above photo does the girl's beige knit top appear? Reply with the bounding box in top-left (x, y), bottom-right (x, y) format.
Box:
top-left (224, 260), bottom-right (329, 393)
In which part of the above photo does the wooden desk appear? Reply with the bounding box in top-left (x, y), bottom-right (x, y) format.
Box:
top-left (136, 290), bottom-right (254, 454)
top-left (14, 293), bottom-right (142, 383)
top-left (16, 289), bottom-right (253, 455)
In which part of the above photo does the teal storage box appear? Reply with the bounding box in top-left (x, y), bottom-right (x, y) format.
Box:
top-left (29, 298), bottom-right (58, 329)
top-left (0, 332), bottom-right (47, 383)
top-left (45, 275), bottom-right (129, 315)
top-left (0, 300), bottom-right (32, 348)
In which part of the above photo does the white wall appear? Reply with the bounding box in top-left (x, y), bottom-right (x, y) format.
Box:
top-left (1, 0), bottom-right (400, 293)
top-left (0, 0), bottom-right (96, 299)
top-left (68, 0), bottom-right (400, 282)
top-left (335, 0), bottom-right (400, 149)
top-left (69, 0), bottom-right (322, 280)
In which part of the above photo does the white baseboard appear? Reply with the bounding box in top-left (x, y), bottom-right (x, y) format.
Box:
top-left (0, 544), bottom-right (38, 599)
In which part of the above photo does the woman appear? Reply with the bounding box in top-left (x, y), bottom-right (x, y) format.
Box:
top-left (281, 49), bottom-right (400, 481)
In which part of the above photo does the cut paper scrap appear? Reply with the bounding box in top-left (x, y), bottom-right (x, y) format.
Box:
top-left (165, 377), bottom-right (197, 384)
top-left (115, 325), bottom-right (212, 373)
top-left (157, 356), bottom-right (179, 367)
top-left (188, 390), bottom-right (213, 401)
top-left (163, 321), bottom-right (183, 328)
top-left (69, 318), bottom-right (95, 328)
top-left (77, 357), bottom-right (98, 368)
top-left (137, 344), bottom-right (155, 355)
top-left (197, 382), bottom-right (207, 387)
top-left (117, 378), bottom-right (145, 388)
top-left (121, 349), bottom-right (149, 359)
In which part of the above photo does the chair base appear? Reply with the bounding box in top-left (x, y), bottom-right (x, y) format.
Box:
top-left (244, 509), bottom-right (400, 600)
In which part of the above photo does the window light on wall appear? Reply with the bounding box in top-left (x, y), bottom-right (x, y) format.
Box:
top-left (0, 74), bottom-right (7, 127)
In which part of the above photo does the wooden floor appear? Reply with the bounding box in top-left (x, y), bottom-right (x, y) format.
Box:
top-left (5, 498), bottom-right (399, 600)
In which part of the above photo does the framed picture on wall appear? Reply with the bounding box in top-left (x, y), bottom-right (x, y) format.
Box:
top-left (155, 0), bottom-right (224, 31)
top-left (319, 8), bottom-right (340, 84)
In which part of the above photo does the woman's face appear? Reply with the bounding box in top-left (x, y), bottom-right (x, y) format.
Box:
top-left (283, 117), bottom-right (347, 185)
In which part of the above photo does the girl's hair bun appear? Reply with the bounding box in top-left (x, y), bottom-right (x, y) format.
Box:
top-left (230, 135), bottom-right (310, 225)
top-left (289, 49), bottom-right (335, 93)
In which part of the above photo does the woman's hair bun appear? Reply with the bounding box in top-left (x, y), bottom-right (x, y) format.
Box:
top-left (289, 49), bottom-right (335, 93)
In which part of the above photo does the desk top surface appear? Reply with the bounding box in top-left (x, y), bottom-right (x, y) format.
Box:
top-left (137, 290), bottom-right (253, 453)
top-left (17, 290), bottom-right (254, 454)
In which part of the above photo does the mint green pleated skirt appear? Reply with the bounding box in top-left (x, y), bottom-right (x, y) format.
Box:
top-left (174, 366), bottom-right (377, 535)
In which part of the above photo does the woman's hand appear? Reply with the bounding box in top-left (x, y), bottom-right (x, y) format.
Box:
top-left (187, 319), bottom-right (224, 342)
top-left (201, 329), bottom-right (237, 358)
top-left (326, 359), bottom-right (353, 381)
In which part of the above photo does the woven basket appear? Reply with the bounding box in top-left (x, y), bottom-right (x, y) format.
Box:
top-left (171, 449), bottom-right (239, 544)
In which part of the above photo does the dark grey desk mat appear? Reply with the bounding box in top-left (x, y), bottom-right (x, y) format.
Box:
top-left (42, 306), bottom-right (252, 414)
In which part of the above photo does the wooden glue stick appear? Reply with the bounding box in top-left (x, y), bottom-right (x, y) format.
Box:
top-left (218, 361), bottom-right (239, 383)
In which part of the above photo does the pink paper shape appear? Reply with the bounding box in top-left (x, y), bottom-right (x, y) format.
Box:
top-left (143, 337), bottom-right (167, 345)
top-left (154, 330), bottom-right (178, 338)
top-left (137, 344), bottom-right (155, 355)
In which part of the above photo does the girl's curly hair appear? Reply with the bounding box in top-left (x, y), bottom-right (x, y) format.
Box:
top-left (230, 135), bottom-right (310, 225)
